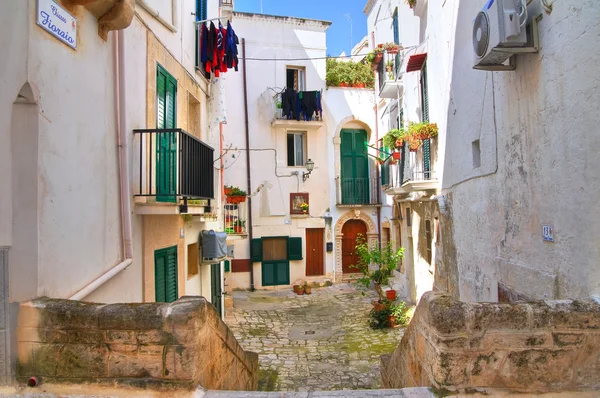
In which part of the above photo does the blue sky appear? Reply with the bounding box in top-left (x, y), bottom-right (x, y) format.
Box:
top-left (234, 0), bottom-right (368, 56)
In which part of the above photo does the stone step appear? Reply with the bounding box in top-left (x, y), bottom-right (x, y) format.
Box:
top-left (203, 388), bottom-right (435, 398)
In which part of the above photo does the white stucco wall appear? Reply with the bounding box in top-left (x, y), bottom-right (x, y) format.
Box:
top-left (442, 0), bottom-right (600, 301)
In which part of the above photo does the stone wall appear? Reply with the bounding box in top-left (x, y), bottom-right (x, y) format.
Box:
top-left (381, 292), bottom-right (600, 394)
top-left (17, 297), bottom-right (258, 390)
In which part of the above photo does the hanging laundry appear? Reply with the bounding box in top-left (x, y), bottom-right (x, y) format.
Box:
top-left (224, 21), bottom-right (239, 71)
top-left (282, 88), bottom-right (298, 120)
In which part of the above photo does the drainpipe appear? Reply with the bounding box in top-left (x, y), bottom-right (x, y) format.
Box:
top-left (242, 38), bottom-right (255, 291)
top-left (375, 103), bottom-right (382, 247)
top-left (70, 30), bottom-right (133, 300)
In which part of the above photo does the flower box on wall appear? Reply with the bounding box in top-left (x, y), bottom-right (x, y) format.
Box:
top-left (290, 192), bottom-right (309, 215)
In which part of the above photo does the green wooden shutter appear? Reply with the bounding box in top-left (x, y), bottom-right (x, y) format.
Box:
top-left (154, 251), bottom-right (166, 303)
top-left (420, 62), bottom-right (431, 176)
top-left (275, 262), bottom-right (290, 285)
top-left (262, 263), bottom-right (275, 286)
top-left (340, 130), bottom-right (369, 205)
top-left (288, 237), bottom-right (303, 260)
top-left (156, 65), bottom-right (177, 202)
top-left (251, 238), bottom-right (263, 262)
top-left (224, 260), bottom-right (231, 273)
top-left (155, 246), bottom-right (178, 303)
top-left (165, 248), bottom-right (178, 302)
top-left (393, 9), bottom-right (400, 45)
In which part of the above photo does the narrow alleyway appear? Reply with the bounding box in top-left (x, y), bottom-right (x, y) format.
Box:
top-left (225, 284), bottom-right (404, 392)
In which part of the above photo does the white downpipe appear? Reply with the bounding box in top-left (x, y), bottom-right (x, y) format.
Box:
top-left (70, 260), bottom-right (133, 301)
top-left (69, 30), bottom-right (133, 301)
top-left (136, 0), bottom-right (179, 32)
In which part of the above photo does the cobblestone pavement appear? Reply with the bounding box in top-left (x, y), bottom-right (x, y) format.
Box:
top-left (224, 284), bottom-right (405, 392)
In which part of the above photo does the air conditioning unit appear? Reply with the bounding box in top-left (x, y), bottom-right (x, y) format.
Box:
top-left (199, 230), bottom-right (228, 264)
top-left (473, 0), bottom-right (528, 69)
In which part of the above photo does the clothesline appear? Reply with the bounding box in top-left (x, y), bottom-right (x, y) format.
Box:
top-left (194, 16), bottom-right (227, 25)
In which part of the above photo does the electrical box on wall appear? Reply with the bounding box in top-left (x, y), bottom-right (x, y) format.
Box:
top-left (227, 245), bottom-right (235, 257)
top-left (326, 242), bottom-right (333, 252)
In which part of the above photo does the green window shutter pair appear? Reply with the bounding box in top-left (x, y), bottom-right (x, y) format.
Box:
top-left (420, 62), bottom-right (431, 175)
top-left (156, 65), bottom-right (177, 202)
top-left (155, 246), bottom-right (178, 303)
top-left (251, 237), bottom-right (303, 262)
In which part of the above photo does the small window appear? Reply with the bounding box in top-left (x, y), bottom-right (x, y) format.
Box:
top-left (287, 132), bottom-right (306, 166)
top-left (425, 220), bottom-right (432, 265)
top-left (383, 227), bottom-right (391, 247)
top-left (286, 66), bottom-right (306, 91)
top-left (187, 243), bottom-right (199, 278)
top-left (472, 139), bottom-right (481, 169)
top-left (188, 93), bottom-right (201, 139)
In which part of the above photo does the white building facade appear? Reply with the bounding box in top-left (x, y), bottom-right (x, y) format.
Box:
top-left (368, 0), bottom-right (600, 303)
top-left (220, 11), bottom-right (391, 291)
top-left (0, 0), bottom-right (228, 383)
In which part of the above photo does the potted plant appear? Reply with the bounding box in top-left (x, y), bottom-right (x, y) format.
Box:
top-left (351, 234), bottom-right (404, 305)
top-left (406, 0), bottom-right (417, 9)
top-left (224, 185), bottom-right (233, 196)
top-left (392, 152), bottom-right (401, 160)
top-left (407, 135), bottom-right (422, 152)
top-left (304, 283), bottom-right (312, 295)
top-left (386, 289), bottom-right (397, 301)
top-left (233, 219), bottom-right (245, 234)
top-left (384, 42), bottom-right (401, 54)
top-left (226, 187), bottom-right (247, 204)
top-left (293, 284), bottom-right (301, 294)
top-left (296, 285), bottom-right (305, 295)
top-left (383, 128), bottom-right (407, 150)
top-left (391, 301), bottom-right (411, 327)
top-left (300, 202), bottom-right (309, 214)
top-left (408, 122), bottom-right (439, 140)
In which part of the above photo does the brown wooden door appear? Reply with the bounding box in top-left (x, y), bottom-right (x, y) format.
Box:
top-left (306, 228), bottom-right (324, 276)
top-left (342, 220), bottom-right (367, 273)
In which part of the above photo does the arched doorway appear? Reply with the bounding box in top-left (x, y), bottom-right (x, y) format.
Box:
top-left (341, 219), bottom-right (367, 273)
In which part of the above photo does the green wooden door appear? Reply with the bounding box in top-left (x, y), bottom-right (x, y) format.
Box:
top-left (340, 129), bottom-right (369, 204)
top-left (262, 262), bottom-right (290, 286)
top-left (155, 246), bottom-right (178, 303)
top-left (156, 65), bottom-right (177, 202)
top-left (210, 263), bottom-right (223, 316)
top-left (420, 62), bottom-right (431, 179)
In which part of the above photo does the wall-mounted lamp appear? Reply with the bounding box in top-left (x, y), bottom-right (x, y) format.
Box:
top-left (302, 159), bottom-right (315, 182)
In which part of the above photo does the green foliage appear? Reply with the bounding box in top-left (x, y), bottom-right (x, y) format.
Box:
top-left (382, 128), bottom-right (407, 149)
top-left (391, 301), bottom-right (410, 326)
top-left (326, 57), bottom-right (374, 88)
top-left (351, 234), bottom-right (404, 301)
top-left (369, 305), bottom-right (392, 329)
top-left (228, 187), bottom-right (247, 197)
top-left (407, 122), bottom-right (438, 140)
top-left (234, 219), bottom-right (246, 227)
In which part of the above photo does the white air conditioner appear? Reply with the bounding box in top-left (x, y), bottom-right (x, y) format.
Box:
top-left (473, 0), bottom-right (528, 69)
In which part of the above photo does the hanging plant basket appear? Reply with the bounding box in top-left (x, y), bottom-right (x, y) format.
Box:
top-left (387, 47), bottom-right (399, 55)
top-left (372, 53), bottom-right (384, 69)
top-left (226, 196), bottom-right (246, 204)
top-left (224, 187), bottom-right (233, 196)
top-left (395, 139), bottom-right (405, 148)
top-left (392, 152), bottom-right (401, 160)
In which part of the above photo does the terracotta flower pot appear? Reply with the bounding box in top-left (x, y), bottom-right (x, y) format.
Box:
top-left (392, 152), bottom-right (401, 160)
top-left (293, 285), bottom-right (301, 293)
top-left (373, 301), bottom-right (385, 311)
top-left (226, 196), bottom-right (246, 204)
top-left (296, 286), bottom-right (305, 295)
top-left (224, 187), bottom-right (233, 196)
top-left (234, 226), bottom-right (243, 234)
top-left (304, 286), bottom-right (312, 295)
top-left (388, 315), bottom-right (397, 328)
top-left (395, 139), bottom-right (404, 148)
top-left (386, 290), bottom-right (397, 301)
top-left (339, 82), bottom-right (349, 88)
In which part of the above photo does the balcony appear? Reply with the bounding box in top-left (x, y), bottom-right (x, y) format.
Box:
top-left (336, 177), bottom-right (381, 206)
top-left (271, 89), bottom-right (324, 130)
top-left (378, 51), bottom-right (404, 100)
top-left (133, 129), bottom-right (215, 215)
top-left (383, 149), bottom-right (438, 196)
top-left (224, 201), bottom-right (248, 240)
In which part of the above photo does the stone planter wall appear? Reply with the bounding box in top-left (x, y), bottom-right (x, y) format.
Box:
top-left (381, 291), bottom-right (600, 394)
top-left (17, 297), bottom-right (258, 390)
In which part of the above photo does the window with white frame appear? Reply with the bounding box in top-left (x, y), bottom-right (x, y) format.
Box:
top-left (286, 66), bottom-right (306, 91)
top-left (287, 132), bottom-right (306, 167)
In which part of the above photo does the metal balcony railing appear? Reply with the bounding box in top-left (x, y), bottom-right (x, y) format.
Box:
top-left (336, 177), bottom-right (380, 206)
top-left (224, 201), bottom-right (248, 236)
top-left (133, 129), bottom-right (214, 201)
top-left (378, 51), bottom-right (404, 93)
